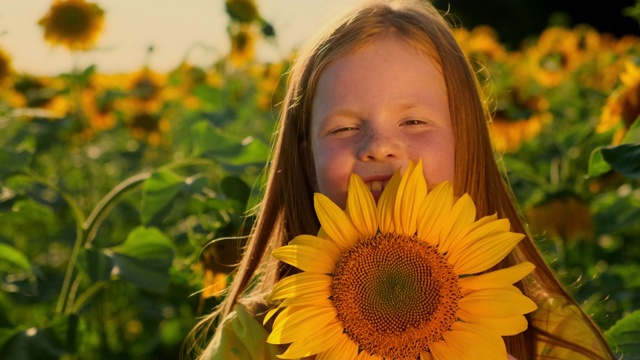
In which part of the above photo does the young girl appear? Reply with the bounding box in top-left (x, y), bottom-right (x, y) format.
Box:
top-left (190, 1), bottom-right (615, 359)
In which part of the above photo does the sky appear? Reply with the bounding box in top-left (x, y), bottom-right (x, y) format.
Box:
top-left (0, 0), bottom-right (351, 75)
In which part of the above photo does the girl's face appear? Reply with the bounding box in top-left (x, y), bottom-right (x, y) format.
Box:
top-left (310, 35), bottom-right (455, 208)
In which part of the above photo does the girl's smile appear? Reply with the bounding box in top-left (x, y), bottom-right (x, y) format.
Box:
top-left (310, 34), bottom-right (455, 208)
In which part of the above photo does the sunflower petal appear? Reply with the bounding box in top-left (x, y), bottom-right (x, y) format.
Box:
top-left (316, 332), bottom-right (358, 360)
top-left (439, 194), bottom-right (476, 253)
top-left (447, 217), bottom-right (511, 259)
top-left (289, 235), bottom-right (342, 264)
top-left (394, 160), bottom-right (427, 236)
top-left (266, 272), bottom-right (332, 301)
top-left (269, 301), bottom-right (338, 344)
top-left (457, 309), bottom-right (529, 336)
top-left (273, 243), bottom-right (338, 273)
top-left (347, 174), bottom-right (379, 237)
top-left (459, 287), bottom-right (538, 318)
top-left (315, 193), bottom-right (360, 251)
top-left (416, 181), bottom-right (454, 246)
top-left (278, 318), bottom-right (344, 358)
top-left (377, 168), bottom-right (402, 233)
top-left (420, 352), bottom-right (434, 360)
top-left (451, 231), bottom-right (525, 275)
top-left (459, 262), bottom-right (535, 295)
top-left (431, 322), bottom-right (507, 360)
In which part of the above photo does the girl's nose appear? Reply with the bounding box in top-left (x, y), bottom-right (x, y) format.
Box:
top-left (358, 130), bottom-right (400, 161)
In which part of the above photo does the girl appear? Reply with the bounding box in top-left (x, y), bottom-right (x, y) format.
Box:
top-left (190, 0), bottom-right (615, 359)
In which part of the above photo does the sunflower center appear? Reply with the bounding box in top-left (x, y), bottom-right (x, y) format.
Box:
top-left (51, 4), bottom-right (92, 35)
top-left (332, 233), bottom-right (461, 358)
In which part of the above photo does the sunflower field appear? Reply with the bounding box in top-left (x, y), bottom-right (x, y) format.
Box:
top-left (0, 0), bottom-right (639, 359)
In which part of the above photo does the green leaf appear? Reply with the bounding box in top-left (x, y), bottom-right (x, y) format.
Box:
top-left (0, 149), bottom-right (31, 178)
top-left (588, 147), bottom-right (611, 178)
top-left (220, 175), bottom-right (251, 206)
top-left (0, 328), bottom-right (21, 349)
top-left (621, 117), bottom-right (640, 144)
top-left (141, 169), bottom-right (184, 225)
top-left (601, 143), bottom-right (640, 179)
top-left (110, 227), bottom-right (174, 294)
top-left (217, 137), bottom-right (270, 167)
top-left (114, 226), bottom-right (174, 261)
top-left (606, 310), bottom-right (640, 359)
top-left (190, 121), bottom-right (242, 158)
top-left (0, 243), bottom-right (31, 273)
top-left (0, 316), bottom-right (76, 359)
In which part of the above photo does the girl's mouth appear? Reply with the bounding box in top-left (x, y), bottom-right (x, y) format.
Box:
top-left (367, 180), bottom-right (385, 192)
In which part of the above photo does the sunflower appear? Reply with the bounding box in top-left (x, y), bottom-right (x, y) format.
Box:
top-left (524, 27), bottom-right (584, 88)
top-left (598, 61), bottom-right (640, 143)
top-left (0, 47), bottom-right (13, 86)
top-left (266, 161), bottom-right (537, 359)
top-left (38, 0), bottom-right (104, 51)
top-left (525, 191), bottom-right (594, 242)
top-left (454, 25), bottom-right (506, 63)
top-left (229, 25), bottom-right (257, 67)
top-left (490, 90), bottom-right (552, 153)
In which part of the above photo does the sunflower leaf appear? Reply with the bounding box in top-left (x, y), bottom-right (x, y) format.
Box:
top-left (601, 144), bottom-right (640, 179)
top-left (605, 309), bottom-right (640, 359)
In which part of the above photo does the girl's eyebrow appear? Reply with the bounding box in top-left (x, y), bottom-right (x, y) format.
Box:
top-left (317, 107), bottom-right (361, 123)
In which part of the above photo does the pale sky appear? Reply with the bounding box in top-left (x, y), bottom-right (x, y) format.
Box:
top-left (0, 0), bottom-right (351, 75)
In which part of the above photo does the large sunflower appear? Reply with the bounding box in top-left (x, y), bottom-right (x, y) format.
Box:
top-left (38, 0), bottom-right (105, 51)
top-left (266, 161), bottom-right (537, 359)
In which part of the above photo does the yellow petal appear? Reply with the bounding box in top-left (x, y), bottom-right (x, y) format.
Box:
top-left (451, 231), bottom-right (525, 275)
top-left (377, 168), bottom-right (402, 233)
top-left (394, 160), bottom-right (427, 236)
top-left (447, 217), bottom-right (510, 259)
top-left (459, 262), bottom-right (535, 295)
top-left (315, 193), bottom-right (360, 251)
top-left (439, 194), bottom-right (476, 253)
top-left (457, 309), bottom-right (529, 336)
top-left (347, 174), bottom-right (378, 237)
top-left (269, 301), bottom-right (337, 344)
top-left (420, 352), bottom-right (434, 360)
top-left (278, 318), bottom-right (344, 358)
top-left (431, 322), bottom-right (507, 360)
top-left (266, 272), bottom-right (332, 301)
top-left (273, 244), bottom-right (337, 273)
top-left (289, 235), bottom-right (342, 265)
top-left (316, 332), bottom-right (358, 360)
top-left (355, 350), bottom-right (382, 359)
top-left (459, 287), bottom-right (538, 318)
top-left (416, 181), bottom-right (454, 247)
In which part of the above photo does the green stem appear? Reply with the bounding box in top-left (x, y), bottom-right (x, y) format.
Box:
top-left (23, 170), bottom-right (86, 315)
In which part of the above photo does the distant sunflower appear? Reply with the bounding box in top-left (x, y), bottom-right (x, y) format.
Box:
top-left (229, 25), bottom-right (256, 67)
top-left (127, 110), bottom-right (170, 146)
top-left (0, 47), bottom-right (13, 86)
top-left (13, 75), bottom-right (69, 118)
top-left (525, 191), bottom-right (594, 242)
top-left (38, 0), bottom-right (105, 51)
top-left (454, 25), bottom-right (506, 62)
top-left (525, 27), bottom-right (583, 87)
top-left (266, 161), bottom-right (537, 359)
top-left (598, 61), bottom-right (640, 143)
top-left (490, 90), bottom-right (552, 152)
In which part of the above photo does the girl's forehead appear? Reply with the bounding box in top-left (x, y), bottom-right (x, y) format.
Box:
top-left (317, 33), bottom-right (442, 79)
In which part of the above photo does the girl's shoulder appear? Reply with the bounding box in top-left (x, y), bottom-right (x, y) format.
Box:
top-left (533, 297), bottom-right (612, 359)
top-left (202, 302), bottom-right (284, 360)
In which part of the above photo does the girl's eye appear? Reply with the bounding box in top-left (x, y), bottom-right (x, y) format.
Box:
top-left (330, 126), bottom-right (359, 134)
top-left (401, 119), bottom-right (425, 126)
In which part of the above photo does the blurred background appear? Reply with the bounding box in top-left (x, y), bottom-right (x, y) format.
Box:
top-left (1, 0), bottom-right (639, 359)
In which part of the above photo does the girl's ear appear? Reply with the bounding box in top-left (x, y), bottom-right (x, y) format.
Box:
top-left (300, 140), bottom-right (319, 192)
